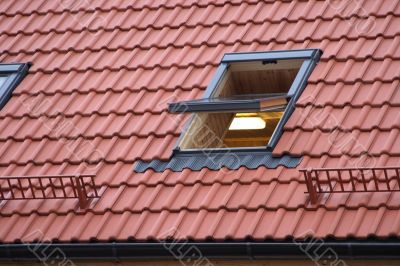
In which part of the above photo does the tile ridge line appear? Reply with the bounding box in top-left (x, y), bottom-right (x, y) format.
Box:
top-left (1, 12), bottom-right (398, 38)
top-left (4, 33), bottom-right (400, 56)
top-left (14, 85), bottom-right (204, 97)
top-left (0, 0), bottom-right (262, 17)
top-left (0, 204), bottom-right (396, 218)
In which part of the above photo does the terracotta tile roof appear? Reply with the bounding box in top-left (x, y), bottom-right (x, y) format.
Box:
top-left (0, 0), bottom-right (400, 243)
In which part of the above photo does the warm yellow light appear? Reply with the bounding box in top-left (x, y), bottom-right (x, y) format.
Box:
top-left (229, 116), bottom-right (266, 130)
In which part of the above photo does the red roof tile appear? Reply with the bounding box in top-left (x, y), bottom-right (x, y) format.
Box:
top-left (0, 0), bottom-right (400, 243)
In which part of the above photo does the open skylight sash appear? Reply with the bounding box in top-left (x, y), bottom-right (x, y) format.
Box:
top-left (168, 94), bottom-right (288, 113)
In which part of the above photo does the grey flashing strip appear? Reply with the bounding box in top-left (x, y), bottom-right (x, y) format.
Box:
top-left (222, 49), bottom-right (319, 63)
top-left (0, 62), bottom-right (31, 110)
top-left (168, 93), bottom-right (288, 113)
top-left (134, 152), bottom-right (302, 172)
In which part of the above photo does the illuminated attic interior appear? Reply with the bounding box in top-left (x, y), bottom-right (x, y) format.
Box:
top-left (177, 58), bottom-right (304, 150)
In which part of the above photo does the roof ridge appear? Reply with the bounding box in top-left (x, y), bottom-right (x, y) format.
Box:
top-left (0, 158), bottom-right (138, 167)
top-left (4, 32), bottom-right (400, 56)
top-left (0, 131), bottom-right (181, 142)
top-left (0, 0), bottom-right (258, 17)
top-left (14, 83), bottom-right (204, 97)
top-left (0, 131), bottom-right (179, 142)
top-left (27, 63), bottom-right (219, 75)
top-left (0, 108), bottom-right (168, 120)
top-left (297, 101), bottom-right (400, 108)
top-left (284, 125), bottom-right (400, 133)
top-left (4, 37), bottom-right (400, 56)
top-left (278, 150), bottom-right (400, 158)
top-left (2, 12), bottom-right (398, 37)
top-left (308, 76), bottom-right (400, 85)
top-left (0, 204), bottom-right (397, 218)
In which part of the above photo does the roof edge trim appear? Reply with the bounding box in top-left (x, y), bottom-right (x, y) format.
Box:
top-left (1, 240), bottom-right (400, 261)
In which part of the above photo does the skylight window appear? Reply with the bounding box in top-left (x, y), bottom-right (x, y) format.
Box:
top-left (0, 75), bottom-right (9, 88)
top-left (0, 63), bottom-right (30, 110)
top-left (169, 49), bottom-right (321, 152)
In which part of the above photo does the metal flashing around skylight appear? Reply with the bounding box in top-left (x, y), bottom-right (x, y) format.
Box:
top-left (134, 151), bottom-right (302, 172)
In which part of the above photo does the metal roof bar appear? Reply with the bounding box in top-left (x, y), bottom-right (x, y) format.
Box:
top-left (0, 174), bottom-right (99, 209)
top-left (300, 167), bottom-right (400, 204)
top-left (222, 49), bottom-right (320, 62)
top-left (1, 240), bottom-right (400, 261)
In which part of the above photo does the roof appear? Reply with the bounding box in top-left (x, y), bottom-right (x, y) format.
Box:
top-left (0, 0), bottom-right (400, 243)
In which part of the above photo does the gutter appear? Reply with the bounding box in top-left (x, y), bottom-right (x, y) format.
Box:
top-left (1, 241), bottom-right (400, 261)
